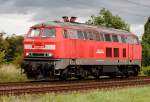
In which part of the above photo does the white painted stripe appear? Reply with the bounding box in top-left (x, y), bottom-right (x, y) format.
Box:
top-left (96, 51), bottom-right (104, 54)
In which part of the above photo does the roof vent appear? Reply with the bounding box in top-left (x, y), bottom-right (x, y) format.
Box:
top-left (70, 16), bottom-right (77, 23)
top-left (62, 16), bottom-right (69, 22)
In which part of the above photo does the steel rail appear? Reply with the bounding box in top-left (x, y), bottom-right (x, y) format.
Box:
top-left (0, 76), bottom-right (149, 95)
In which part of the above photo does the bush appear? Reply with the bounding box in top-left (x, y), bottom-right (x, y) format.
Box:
top-left (12, 53), bottom-right (23, 66)
top-left (0, 64), bottom-right (27, 82)
top-left (142, 66), bottom-right (150, 76)
top-left (0, 51), bottom-right (5, 64)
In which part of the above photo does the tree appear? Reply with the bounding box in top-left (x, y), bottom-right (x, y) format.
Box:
top-left (0, 32), bottom-right (24, 65)
top-left (5, 35), bottom-right (23, 62)
top-left (0, 51), bottom-right (5, 64)
top-left (86, 8), bottom-right (130, 31)
top-left (0, 32), bottom-right (8, 65)
top-left (142, 17), bottom-right (150, 66)
top-left (0, 32), bottom-right (9, 52)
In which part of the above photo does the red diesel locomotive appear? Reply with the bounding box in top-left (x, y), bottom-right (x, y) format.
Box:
top-left (22, 17), bottom-right (142, 80)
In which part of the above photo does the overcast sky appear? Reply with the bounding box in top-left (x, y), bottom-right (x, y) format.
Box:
top-left (0, 0), bottom-right (149, 36)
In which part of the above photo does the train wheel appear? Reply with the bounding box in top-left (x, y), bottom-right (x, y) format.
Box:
top-left (133, 67), bottom-right (139, 77)
top-left (93, 71), bottom-right (100, 79)
top-left (92, 67), bottom-right (100, 79)
top-left (122, 70), bottom-right (129, 78)
top-left (124, 72), bottom-right (129, 78)
top-left (109, 73), bottom-right (116, 79)
top-left (94, 75), bottom-right (99, 79)
top-left (60, 69), bottom-right (68, 80)
top-left (76, 68), bottom-right (88, 79)
top-left (26, 72), bottom-right (33, 79)
top-left (27, 68), bottom-right (42, 80)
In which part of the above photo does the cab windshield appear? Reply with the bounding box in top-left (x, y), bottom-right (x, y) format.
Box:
top-left (42, 28), bottom-right (56, 37)
top-left (28, 28), bottom-right (41, 37)
top-left (27, 28), bottom-right (56, 37)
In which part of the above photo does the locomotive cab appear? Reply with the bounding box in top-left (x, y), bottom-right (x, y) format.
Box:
top-left (22, 25), bottom-right (61, 79)
top-left (24, 26), bottom-right (56, 58)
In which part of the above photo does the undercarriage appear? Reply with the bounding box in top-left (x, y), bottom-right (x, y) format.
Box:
top-left (21, 58), bottom-right (140, 80)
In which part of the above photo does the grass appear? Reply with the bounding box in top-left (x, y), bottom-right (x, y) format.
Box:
top-left (0, 64), bottom-right (27, 82)
top-left (0, 64), bottom-right (149, 102)
top-left (142, 66), bottom-right (150, 76)
top-left (0, 86), bottom-right (150, 102)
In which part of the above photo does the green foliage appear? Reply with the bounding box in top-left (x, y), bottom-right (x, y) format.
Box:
top-left (142, 17), bottom-right (150, 66)
top-left (12, 53), bottom-right (23, 66)
top-left (142, 66), bottom-right (150, 76)
top-left (87, 8), bottom-right (130, 31)
top-left (0, 32), bottom-right (9, 52)
top-left (5, 35), bottom-right (23, 62)
top-left (0, 33), bottom-right (25, 82)
top-left (0, 51), bottom-right (5, 64)
top-left (0, 33), bottom-right (23, 65)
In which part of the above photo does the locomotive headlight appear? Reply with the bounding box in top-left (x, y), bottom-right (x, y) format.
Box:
top-left (26, 52), bottom-right (29, 56)
top-left (45, 45), bottom-right (56, 50)
top-left (48, 53), bottom-right (53, 56)
top-left (24, 44), bottom-right (32, 49)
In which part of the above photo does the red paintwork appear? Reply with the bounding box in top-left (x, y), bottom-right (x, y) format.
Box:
top-left (23, 25), bottom-right (142, 62)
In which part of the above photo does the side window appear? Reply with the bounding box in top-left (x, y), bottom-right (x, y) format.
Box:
top-left (77, 31), bottom-right (84, 40)
top-left (104, 34), bottom-right (111, 42)
top-left (95, 32), bottom-right (100, 41)
top-left (92, 31), bottom-right (97, 40)
top-left (114, 48), bottom-right (119, 57)
top-left (121, 36), bottom-right (126, 43)
top-left (112, 35), bottom-right (119, 42)
top-left (127, 36), bottom-right (133, 44)
top-left (83, 31), bottom-right (88, 40)
top-left (63, 29), bottom-right (68, 38)
top-left (69, 30), bottom-right (78, 39)
top-left (123, 48), bottom-right (126, 57)
top-left (87, 31), bottom-right (94, 40)
top-left (106, 48), bottom-right (112, 57)
top-left (100, 33), bottom-right (104, 41)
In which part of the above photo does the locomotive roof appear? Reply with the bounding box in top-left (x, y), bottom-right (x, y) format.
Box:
top-left (32, 21), bottom-right (133, 35)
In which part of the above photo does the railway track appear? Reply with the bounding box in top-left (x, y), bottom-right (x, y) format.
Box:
top-left (0, 76), bottom-right (150, 96)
